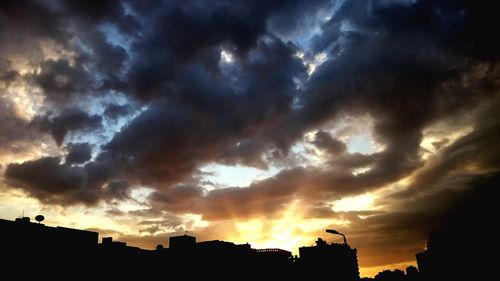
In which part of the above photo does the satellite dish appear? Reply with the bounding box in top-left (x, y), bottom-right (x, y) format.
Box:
top-left (35, 215), bottom-right (45, 223)
top-left (156, 244), bottom-right (164, 251)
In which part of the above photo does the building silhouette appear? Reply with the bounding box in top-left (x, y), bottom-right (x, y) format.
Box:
top-left (1, 216), bottom-right (360, 280)
top-left (13, 214), bottom-right (495, 280)
top-left (405, 266), bottom-right (419, 281)
top-left (374, 269), bottom-right (405, 281)
top-left (298, 237), bottom-right (360, 281)
top-left (415, 225), bottom-right (492, 281)
top-left (1, 217), bottom-right (99, 278)
top-left (169, 233), bottom-right (196, 249)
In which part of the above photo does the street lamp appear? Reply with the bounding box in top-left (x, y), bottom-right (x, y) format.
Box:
top-left (326, 229), bottom-right (348, 245)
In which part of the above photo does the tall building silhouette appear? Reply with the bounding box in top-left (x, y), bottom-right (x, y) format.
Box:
top-left (416, 225), bottom-right (493, 281)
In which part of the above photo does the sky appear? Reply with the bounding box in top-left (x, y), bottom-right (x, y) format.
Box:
top-left (1, 0), bottom-right (500, 277)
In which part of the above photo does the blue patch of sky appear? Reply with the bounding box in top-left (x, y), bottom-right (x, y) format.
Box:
top-left (345, 134), bottom-right (378, 154)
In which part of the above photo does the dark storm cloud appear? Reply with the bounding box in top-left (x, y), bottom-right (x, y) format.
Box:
top-left (0, 0), bottom-right (133, 44)
top-left (63, 0), bottom-right (128, 25)
top-left (38, 108), bottom-right (102, 146)
top-left (0, 95), bottom-right (31, 159)
top-left (79, 30), bottom-right (130, 81)
top-left (30, 34), bottom-right (129, 105)
top-left (128, 0), bottom-right (500, 221)
top-left (0, 70), bottom-right (18, 86)
top-left (385, 94), bottom-right (500, 202)
top-left (1, 0), bottom-right (500, 222)
top-left (103, 179), bottom-right (131, 201)
top-left (35, 59), bottom-right (93, 102)
top-left (198, 171), bottom-right (300, 219)
top-left (259, 0), bottom-right (500, 196)
top-left (144, 167), bottom-right (293, 219)
top-left (149, 185), bottom-right (204, 213)
top-left (32, 31), bottom-right (129, 103)
top-left (0, 96), bottom-right (33, 155)
top-left (0, 59), bottom-right (39, 154)
top-left (98, 36), bottom-right (306, 188)
top-left (1, 0), bottom-right (136, 108)
top-left (4, 157), bottom-right (91, 204)
top-left (266, 0), bottom-right (332, 40)
top-left (312, 130), bottom-right (347, 155)
top-left (0, 1), bottom-right (64, 47)
top-left (330, 152), bottom-right (376, 170)
top-left (146, 163), bottom-right (405, 221)
top-left (124, 0), bottom-right (281, 101)
top-left (65, 143), bottom-right (92, 164)
top-left (0, 59), bottom-right (19, 87)
top-left (4, 155), bottom-right (130, 205)
top-left (310, 0), bottom-right (500, 60)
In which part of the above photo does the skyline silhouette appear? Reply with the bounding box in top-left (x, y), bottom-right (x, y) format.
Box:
top-left (2, 215), bottom-right (360, 279)
top-left (2, 203), bottom-right (494, 280)
top-left (4, 211), bottom-right (495, 280)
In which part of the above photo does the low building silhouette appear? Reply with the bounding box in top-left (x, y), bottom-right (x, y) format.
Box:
top-left (256, 247), bottom-right (292, 261)
top-left (1, 216), bottom-right (98, 254)
top-left (299, 237), bottom-right (360, 281)
top-left (374, 269), bottom-right (405, 281)
top-left (169, 233), bottom-right (196, 250)
top-left (100, 236), bottom-right (143, 259)
top-left (405, 266), bottom-right (419, 281)
top-left (1, 217), bottom-right (99, 277)
top-left (1, 216), bottom-right (365, 280)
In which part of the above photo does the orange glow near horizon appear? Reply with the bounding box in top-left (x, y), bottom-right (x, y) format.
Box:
top-left (0, 188), bottom-right (417, 278)
top-left (230, 200), bottom-right (349, 255)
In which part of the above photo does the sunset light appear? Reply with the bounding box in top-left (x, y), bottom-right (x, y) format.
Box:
top-left (1, 1), bottom-right (498, 280)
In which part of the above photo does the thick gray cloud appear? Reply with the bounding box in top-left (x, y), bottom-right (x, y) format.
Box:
top-left (34, 59), bottom-right (94, 102)
top-left (4, 157), bottom-right (91, 204)
top-left (38, 108), bottom-right (102, 146)
top-left (97, 36), bottom-right (306, 188)
top-left (312, 130), bottom-right (347, 155)
top-left (4, 155), bottom-right (132, 205)
top-left (0, 60), bottom-right (42, 156)
top-left (0, 96), bottom-right (35, 155)
top-left (103, 179), bottom-right (131, 201)
top-left (65, 143), bottom-right (92, 164)
top-left (384, 94), bottom-right (500, 202)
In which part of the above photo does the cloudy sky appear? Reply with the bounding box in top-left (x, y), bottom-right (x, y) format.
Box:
top-left (1, 0), bottom-right (499, 277)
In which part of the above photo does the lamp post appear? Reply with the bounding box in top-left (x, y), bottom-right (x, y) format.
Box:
top-left (326, 229), bottom-right (348, 245)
